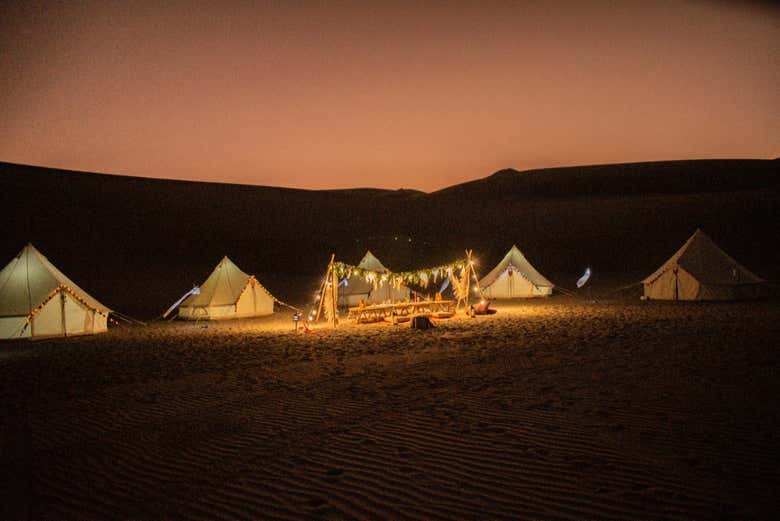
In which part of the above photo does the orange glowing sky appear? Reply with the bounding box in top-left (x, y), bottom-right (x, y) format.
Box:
top-left (1, 1), bottom-right (777, 190)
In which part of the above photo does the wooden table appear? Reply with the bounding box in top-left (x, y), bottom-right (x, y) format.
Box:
top-left (348, 300), bottom-right (455, 324)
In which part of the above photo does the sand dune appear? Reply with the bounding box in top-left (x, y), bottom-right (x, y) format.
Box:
top-left (1, 298), bottom-right (778, 519)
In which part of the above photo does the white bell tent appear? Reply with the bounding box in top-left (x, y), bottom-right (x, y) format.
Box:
top-left (178, 256), bottom-right (275, 320)
top-left (479, 245), bottom-right (554, 298)
top-left (642, 229), bottom-right (765, 301)
top-left (338, 251), bottom-right (410, 307)
top-left (0, 244), bottom-right (110, 339)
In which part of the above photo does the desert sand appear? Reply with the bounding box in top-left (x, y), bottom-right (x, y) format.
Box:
top-left (2, 297), bottom-right (779, 520)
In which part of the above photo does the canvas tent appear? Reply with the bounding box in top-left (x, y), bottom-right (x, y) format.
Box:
top-left (338, 251), bottom-right (410, 307)
top-left (0, 244), bottom-right (110, 340)
top-left (642, 229), bottom-right (765, 301)
top-left (178, 256), bottom-right (275, 320)
top-left (479, 245), bottom-right (554, 298)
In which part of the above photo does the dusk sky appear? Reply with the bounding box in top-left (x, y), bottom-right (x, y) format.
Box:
top-left (1, 1), bottom-right (777, 190)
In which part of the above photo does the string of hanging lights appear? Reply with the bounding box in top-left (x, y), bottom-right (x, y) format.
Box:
top-left (238, 276), bottom-right (301, 313)
top-left (331, 258), bottom-right (469, 290)
top-left (25, 284), bottom-right (109, 320)
top-left (304, 252), bottom-right (485, 326)
top-left (18, 283), bottom-right (113, 334)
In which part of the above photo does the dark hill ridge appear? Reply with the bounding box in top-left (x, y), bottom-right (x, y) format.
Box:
top-left (1, 159), bottom-right (778, 318)
top-left (432, 159), bottom-right (779, 200)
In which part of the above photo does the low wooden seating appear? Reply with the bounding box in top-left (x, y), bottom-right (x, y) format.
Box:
top-left (348, 300), bottom-right (455, 324)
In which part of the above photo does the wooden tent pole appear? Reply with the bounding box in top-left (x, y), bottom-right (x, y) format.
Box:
top-left (60, 289), bottom-right (67, 337)
top-left (315, 254), bottom-right (335, 323)
top-left (470, 251), bottom-right (486, 301)
top-left (465, 249), bottom-right (472, 309)
top-left (330, 259), bottom-right (339, 329)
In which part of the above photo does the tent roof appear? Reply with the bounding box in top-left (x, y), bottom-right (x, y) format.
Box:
top-left (357, 250), bottom-right (389, 272)
top-left (181, 256), bottom-right (264, 308)
top-left (643, 229), bottom-right (763, 285)
top-left (479, 245), bottom-right (554, 289)
top-left (340, 251), bottom-right (391, 297)
top-left (0, 244), bottom-right (110, 317)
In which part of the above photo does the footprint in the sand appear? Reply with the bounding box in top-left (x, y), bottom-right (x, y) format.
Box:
top-left (571, 459), bottom-right (592, 470)
top-left (324, 468), bottom-right (344, 480)
top-left (530, 447), bottom-right (550, 457)
top-left (396, 447), bottom-right (413, 458)
top-left (305, 497), bottom-right (329, 509)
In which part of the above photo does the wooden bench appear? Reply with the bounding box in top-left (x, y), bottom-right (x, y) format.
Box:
top-left (348, 300), bottom-right (455, 324)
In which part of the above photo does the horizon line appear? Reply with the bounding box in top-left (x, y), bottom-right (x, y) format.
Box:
top-left (1, 156), bottom-right (777, 193)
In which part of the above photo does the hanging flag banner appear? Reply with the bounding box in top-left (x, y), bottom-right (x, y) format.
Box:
top-left (331, 258), bottom-right (468, 291)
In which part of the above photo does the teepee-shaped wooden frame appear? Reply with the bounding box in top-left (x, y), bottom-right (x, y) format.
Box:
top-left (454, 249), bottom-right (485, 312)
top-left (314, 254), bottom-right (339, 328)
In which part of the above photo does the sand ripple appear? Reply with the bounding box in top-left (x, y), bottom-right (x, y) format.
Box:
top-left (1, 299), bottom-right (779, 519)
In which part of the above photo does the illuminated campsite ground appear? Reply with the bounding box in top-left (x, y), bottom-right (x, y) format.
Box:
top-left (1, 298), bottom-right (779, 520)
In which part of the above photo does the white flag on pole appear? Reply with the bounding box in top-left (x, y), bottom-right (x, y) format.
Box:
top-left (576, 268), bottom-right (591, 288)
